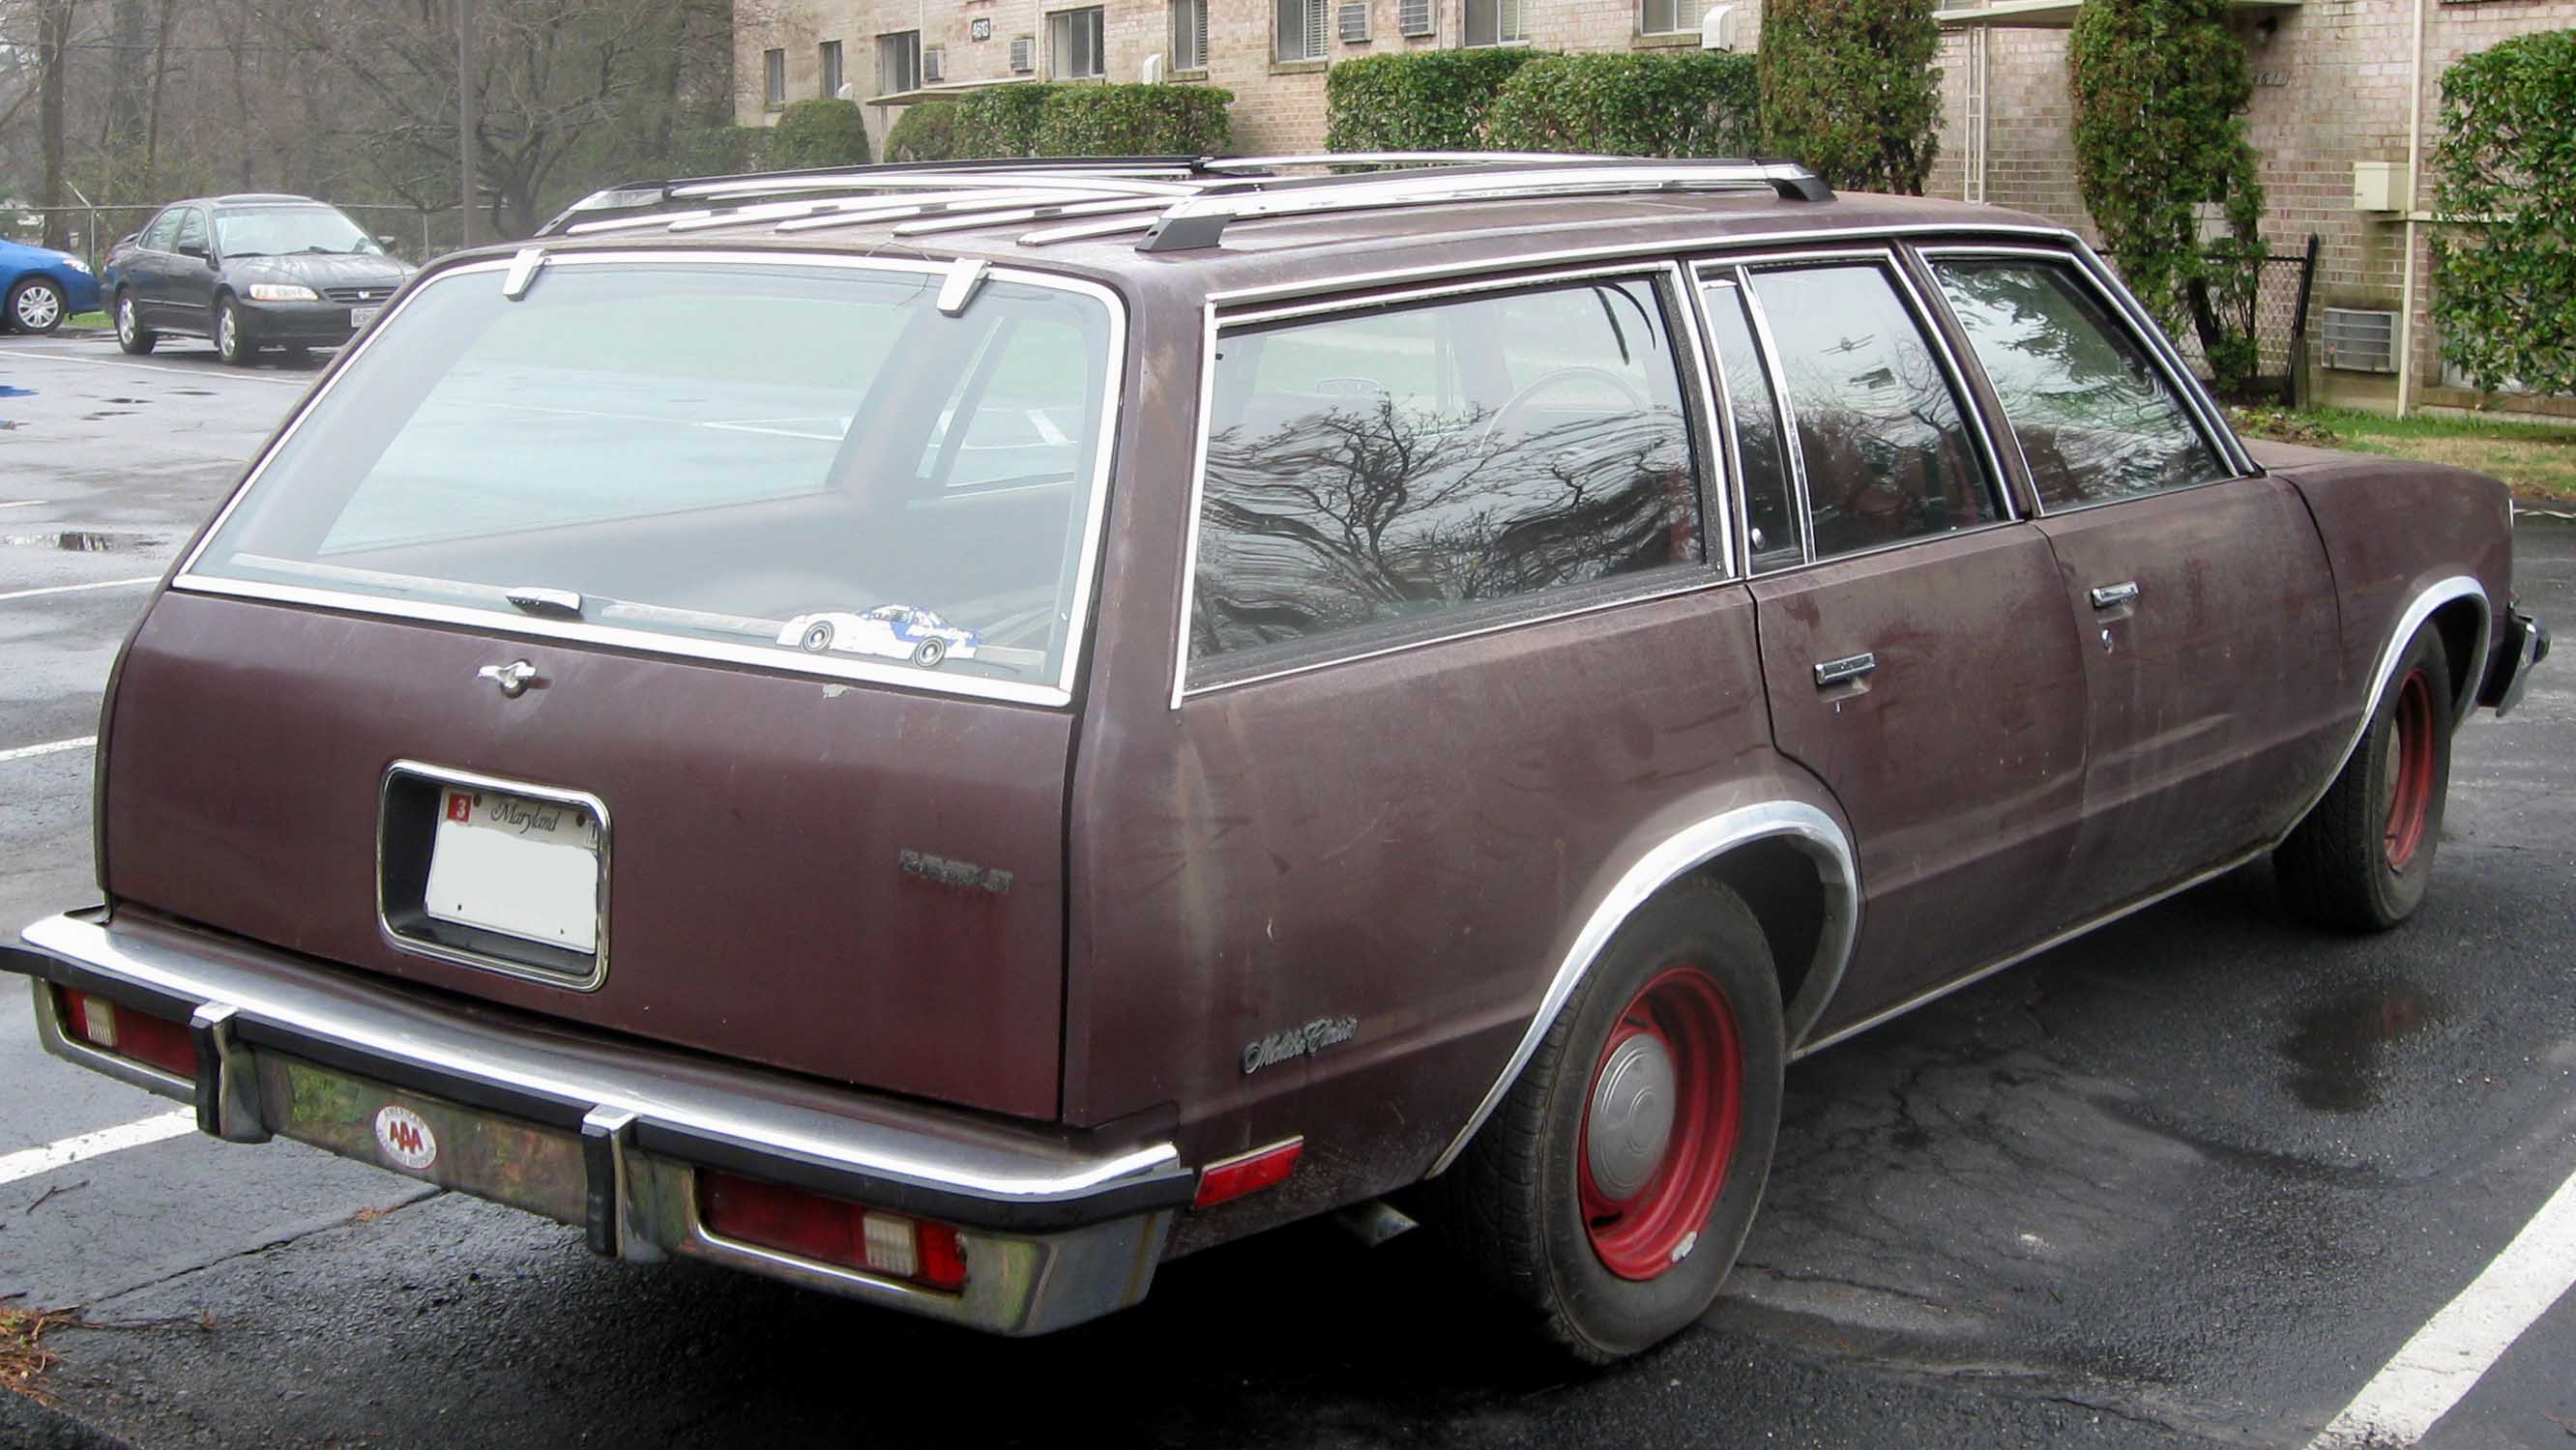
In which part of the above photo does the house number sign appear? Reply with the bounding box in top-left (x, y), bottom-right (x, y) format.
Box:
top-left (972, 17), bottom-right (992, 40)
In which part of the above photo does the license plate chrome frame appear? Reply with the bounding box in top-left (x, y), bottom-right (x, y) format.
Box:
top-left (377, 761), bottom-right (611, 992)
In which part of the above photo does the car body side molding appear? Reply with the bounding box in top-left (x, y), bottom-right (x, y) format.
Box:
top-left (1424, 799), bottom-right (1859, 1177)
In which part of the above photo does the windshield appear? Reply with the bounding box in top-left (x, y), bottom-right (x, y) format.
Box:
top-left (185, 259), bottom-right (1117, 697)
top-left (215, 206), bottom-right (382, 257)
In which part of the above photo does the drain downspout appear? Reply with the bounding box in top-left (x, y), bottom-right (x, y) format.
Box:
top-left (2394, 0), bottom-right (2428, 417)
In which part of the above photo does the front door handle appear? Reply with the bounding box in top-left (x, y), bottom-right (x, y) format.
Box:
top-left (2090, 581), bottom-right (2142, 610)
top-left (1813, 652), bottom-right (1878, 687)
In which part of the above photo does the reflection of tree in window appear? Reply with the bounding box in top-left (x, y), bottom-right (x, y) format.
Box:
top-left (1750, 265), bottom-right (1997, 559)
top-left (1934, 260), bottom-right (2225, 508)
top-left (1190, 280), bottom-right (1702, 662)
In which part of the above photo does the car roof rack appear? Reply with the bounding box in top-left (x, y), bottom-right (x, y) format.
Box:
top-left (532, 154), bottom-right (1834, 251)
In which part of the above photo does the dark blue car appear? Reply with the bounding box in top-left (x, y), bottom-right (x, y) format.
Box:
top-left (0, 236), bottom-right (101, 334)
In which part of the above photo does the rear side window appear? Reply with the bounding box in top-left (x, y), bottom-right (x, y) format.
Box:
top-left (1931, 256), bottom-right (2230, 508)
top-left (1190, 276), bottom-right (1705, 668)
top-left (1745, 262), bottom-right (2000, 561)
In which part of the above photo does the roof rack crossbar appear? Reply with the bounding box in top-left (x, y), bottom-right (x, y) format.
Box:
top-left (1201, 151), bottom-right (1626, 172)
top-left (776, 186), bottom-right (1207, 237)
top-left (1094, 160), bottom-right (1833, 253)
top-left (893, 193), bottom-right (1218, 239)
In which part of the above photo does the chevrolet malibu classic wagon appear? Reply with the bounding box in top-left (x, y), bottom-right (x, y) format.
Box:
top-left (7, 155), bottom-right (2549, 1363)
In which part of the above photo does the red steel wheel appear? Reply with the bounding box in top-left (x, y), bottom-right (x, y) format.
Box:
top-left (1576, 966), bottom-right (1742, 1281)
top-left (2382, 668), bottom-right (2437, 871)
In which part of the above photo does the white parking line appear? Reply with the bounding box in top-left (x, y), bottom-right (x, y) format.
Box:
top-left (1, 348), bottom-right (308, 387)
top-left (0, 500), bottom-right (48, 510)
top-left (0, 575), bottom-right (158, 603)
top-left (0, 1110), bottom-right (197, 1187)
top-left (2309, 1164), bottom-right (2576, 1447)
top-left (0, 736), bottom-right (96, 765)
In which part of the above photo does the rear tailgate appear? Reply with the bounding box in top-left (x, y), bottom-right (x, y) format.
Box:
top-left (102, 589), bottom-right (1071, 1121)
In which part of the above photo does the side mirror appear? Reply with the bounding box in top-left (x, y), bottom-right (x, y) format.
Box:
top-left (177, 242), bottom-right (208, 261)
top-left (113, 233), bottom-right (137, 251)
top-left (376, 234), bottom-right (398, 248)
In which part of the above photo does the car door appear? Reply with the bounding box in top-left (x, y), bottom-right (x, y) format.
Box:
top-left (124, 207), bottom-right (179, 322)
top-left (1705, 253), bottom-right (2090, 1024)
top-left (167, 206), bottom-right (217, 329)
top-left (1924, 247), bottom-right (2346, 923)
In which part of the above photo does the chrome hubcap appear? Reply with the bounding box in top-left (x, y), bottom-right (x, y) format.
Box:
top-left (117, 299), bottom-right (134, 339)
top-left (219, 310), bottom-right (236, 352)
top-left (1586, 1032), bottom-right (1678, 1201)
top-left (17, 286), bottom-right (60, 329)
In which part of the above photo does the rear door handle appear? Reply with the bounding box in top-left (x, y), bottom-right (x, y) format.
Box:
top-left (2090, 581), bottom-right (2141, 609)
top-left (1813, 652), bottom-right (1877, 686)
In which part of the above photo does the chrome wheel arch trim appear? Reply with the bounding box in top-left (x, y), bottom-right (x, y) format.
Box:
top-left (2285, 573), bottom-right (2490, 839)
top-left (1424, 799), bottom-right (1859, 1178)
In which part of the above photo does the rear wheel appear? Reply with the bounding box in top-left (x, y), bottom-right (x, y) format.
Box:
top-left (2277, 622), bottom-right (2455, 930)
top-left (912, 637), bottom-right (947, 668)
top-left (1435, 879), bottom-right (1783, 1364)
top-left (114, 291), bottom-right (157, 354)
top-left (8, 277), bottom-right (66, 335)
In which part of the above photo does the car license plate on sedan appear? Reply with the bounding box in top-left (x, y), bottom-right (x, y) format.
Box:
top-left (350, 304), bottom-right (382, 328)
top-left (423, 787), bottom-right (600, 952)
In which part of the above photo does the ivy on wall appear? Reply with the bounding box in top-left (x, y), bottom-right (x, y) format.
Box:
top-left (1757, 0), bottom-right (1940, 194)
top-left (2067, 0), bottom-right (2268, 393)
top-left (2432, 28), bottom-right (2576, 398)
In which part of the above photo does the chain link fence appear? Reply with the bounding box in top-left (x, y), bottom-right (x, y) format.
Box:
top-left (4, 202), bottom-right (458, 285)
top-left (2164, 234), bottom-right (2323, 406)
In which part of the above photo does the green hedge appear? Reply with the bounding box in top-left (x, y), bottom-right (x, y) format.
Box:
top-left (952, 85), bottom-right (1058, 157)
top-left (669, 125), bottom-right (769, 178)
top-left (1036, 83), bottom-right (1232, 156)
top-left (1759, 0), bottom-right (1940, 192)
top-left (1325, 49), bottom-right (1540, 153)
top-left (1485, 52), bottom-right (1760, 156)
top-left (884, 101), bottom-right (961, 162)
top-left (767, 98), bottom-right (872, 168)
top-left (2433, 29), bottom-right (2576, 397)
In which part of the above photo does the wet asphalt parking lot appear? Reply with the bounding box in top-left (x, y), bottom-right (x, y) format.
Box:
top-left (1, 327), bottom-right (2572, 1450)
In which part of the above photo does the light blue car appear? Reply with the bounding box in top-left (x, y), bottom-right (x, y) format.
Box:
top-left (1, 237), bottom-right (102, 334)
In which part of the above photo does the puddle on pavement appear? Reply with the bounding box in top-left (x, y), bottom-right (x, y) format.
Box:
top-left (0, 530), bottom-right (165, 553)
top-left (0, 384), bottom-right (33, 398)
top-left (2279, 982), bottom-right (2444, 1114)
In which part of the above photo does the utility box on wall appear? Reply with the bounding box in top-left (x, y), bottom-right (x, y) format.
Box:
top-left (2353, 161), bottom-right (2409, 215)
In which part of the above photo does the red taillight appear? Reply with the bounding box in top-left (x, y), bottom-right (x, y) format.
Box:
top-left (1192, 1138), bottom-right (1303, 1208)
top-left (696, 1170), bottom-right (968, 1291)
top-left (59, 989), bottom-right (196, 1078)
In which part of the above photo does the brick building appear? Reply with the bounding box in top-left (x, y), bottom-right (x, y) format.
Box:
top-left (733, 0), bottom-right (2575, 416)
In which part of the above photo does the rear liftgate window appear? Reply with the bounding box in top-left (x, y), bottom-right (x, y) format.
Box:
top-left (1189, 276), bottom-right (1707, 675)
top-left (186, 261), bottom-right (1114, 695)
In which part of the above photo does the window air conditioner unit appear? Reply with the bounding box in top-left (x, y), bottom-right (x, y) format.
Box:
top-left (2321, 307), bottom-right (2398, 374)
top-left (1399, 0), bottom-right (1433, 35)
top-left (923, 46), bottom-right (945, 83)
top-left (1010, 36), bottom-right (1034, 72)
top-left (1338, 2), bottom-right (1370, 42)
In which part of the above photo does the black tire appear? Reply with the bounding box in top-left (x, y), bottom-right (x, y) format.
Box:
top-left (113, 291), bottom-right (157, 355)
top-left (912, 636), bottom-right (947, 668)
top-left (1433, 878), bottom-right (1784, 1364)
top-left (8, 277), bottom-right (67, 335)
top-left (214, 296), bottom-right (252, 366)
top-left (2277, 622), bottom-right (2455, 930)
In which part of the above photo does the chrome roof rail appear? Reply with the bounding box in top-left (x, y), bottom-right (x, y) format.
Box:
top-left (1200, 150), bottom-right (1625, 171)
top-left (535, 157), bottom-right (1210, 235)
top-left (893, 193), bottom-right (1223, 238)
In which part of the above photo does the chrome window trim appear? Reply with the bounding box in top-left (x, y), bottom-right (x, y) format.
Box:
top-left (1202, 221), bottom-right (2088, 311)
top-left (1172, 262), bottom-right (1731, 707)
top-left (1715, 264), bottom-right (1820, 566)
top-left (1425, 799), bottom-right (1859, 1177)
top-left (376, 761), bottom-right (614, 993)
top-left (169, 249), bottom-right (1129, 712)
top-left (1916, 243), bottom-right (2244, 514)
top-left (1687, 276), bottom-right (1755, 576)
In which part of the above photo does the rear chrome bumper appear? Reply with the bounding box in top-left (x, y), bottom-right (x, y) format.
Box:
top-left (4, 910), bottom-right (1190, 1336)
top-left (2481, 608), bottom-right (2550, 716)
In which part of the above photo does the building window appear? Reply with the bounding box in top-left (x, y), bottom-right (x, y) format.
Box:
top-left (1050, 7), bottom-right (1105, 78)
top-left (1275, 0), bottom-right (1326, 60)
top-left (1463, 0), bottom-right (1529, 45)
top-left (1639, 0), bottom-right (1683, 34)
top-left (819, 40), bottom-right (844, 98)
top-left (762, 47), bottom-right (785, 107)
top-left (878, 31), bottom-right (922, 96)
top-left (1173, 0), bottom-right (1209, 70)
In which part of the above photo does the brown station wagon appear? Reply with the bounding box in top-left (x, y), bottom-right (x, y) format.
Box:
top-left (6, 155), bottom-right (2550, 1363)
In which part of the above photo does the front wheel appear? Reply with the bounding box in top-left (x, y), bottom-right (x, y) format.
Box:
top-left (114, 292), bottom-right (157, 355)
top-left (1434, 879), bottom-right (1784, 1364)
top-left (214, 297), bottom-right (252, 366)
top-left (2276, 621), bottom-right (2455, 930)
top-left (911, 636), bottom-right (947, 668)
top-left (8, 277), bottom-right (67, 335)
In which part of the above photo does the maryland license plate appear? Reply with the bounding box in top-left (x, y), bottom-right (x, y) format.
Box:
top-left (423, 787), bottom-right (601, 952)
